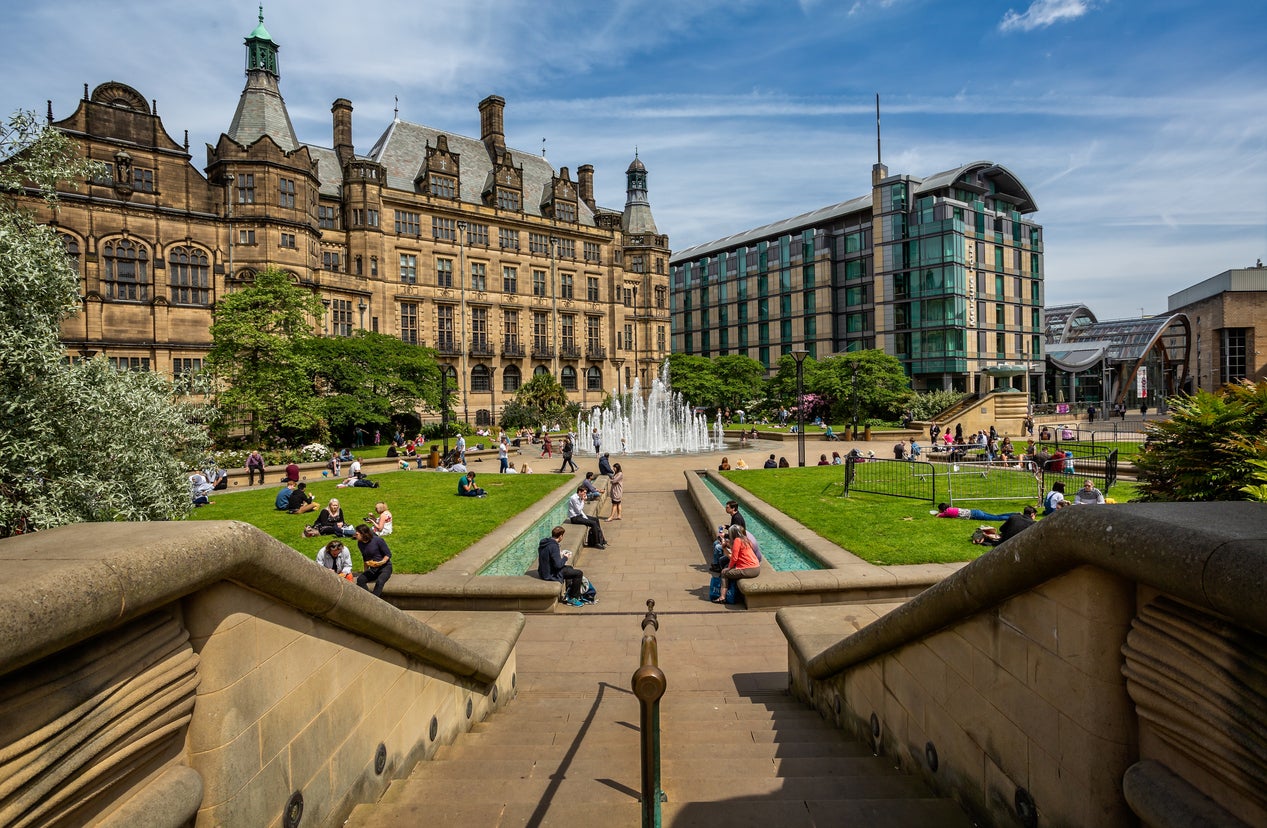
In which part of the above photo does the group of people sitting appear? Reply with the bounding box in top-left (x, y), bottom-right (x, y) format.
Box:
top-left (933, 476), bottom-right (1108, 546)
top-left (313, 524), bottom-right (392, 597)
top-left (709, 500), bottom-right (763, 603)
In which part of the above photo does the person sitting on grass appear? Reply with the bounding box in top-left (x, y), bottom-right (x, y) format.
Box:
top-left (1042, 481), bottom-right (1066, 515)
top-left (458, 471), bottom-right (487, 497)
top-left (287, 482), bottom-right (318, 514)
top-left (366, 501), bottom-right (393, 535)
top-left (716, 525), bottom-right (760, 603)
top-left (718, 456), bottom-right (731, 471)
top-left (817, 454), bottom-right (830, 466)
top-left (934, 503), bottom-right (1020, 522)
top-left (763, 454), bottom-right (778, 469)
top-left (314, 498), bottom-right (357, 537)
top-left (315, 539), bottom-right (353, 579)
top-left (276, 481), bottom-right (298, 510)
top-left (734, 458), bottom-right (749, 470)
top-left (1073, 478), bottom-right (1105, 505)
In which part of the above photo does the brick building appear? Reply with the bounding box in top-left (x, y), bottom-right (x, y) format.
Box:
top-left (1168, 263), bottom-right (1267, 393)
top-left (32, 12), bottom-right (670, 425)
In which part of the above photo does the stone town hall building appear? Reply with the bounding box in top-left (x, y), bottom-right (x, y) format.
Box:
top-left (30, 13), bottom-right (671, 425)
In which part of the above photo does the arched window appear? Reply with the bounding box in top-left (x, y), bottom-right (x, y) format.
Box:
top-left (169, 245), bottom-right (210, 305)
top-left (471, 364), bottom-right (491, 392)
top-left (59, 234), bottom-right (81, 275)
top-left (102, 239), bottom-right (149, 301)
top-left (534, 364), bottom-right (550, 377)
top-left (586, 366), bottom-right (603, 391)
top-left (503, 364), bottom-right (522, 393)
top-left (561, 365), bottom-right (577, 391)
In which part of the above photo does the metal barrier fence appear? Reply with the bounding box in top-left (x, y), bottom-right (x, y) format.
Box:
top-left (843, 451), bottom-right (1120, 506)
top-left (843, 457), bottom-right (937, 502)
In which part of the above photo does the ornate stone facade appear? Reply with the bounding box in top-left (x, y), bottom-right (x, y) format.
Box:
top-left (33, 13), bottom-right (671, 425)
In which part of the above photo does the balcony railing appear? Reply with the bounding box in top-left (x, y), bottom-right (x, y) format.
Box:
top-left (502, 341), bottom-right (525, 358)
top-left (469, 341), bottom-right (496, 358)
top-left (586, 345), bottom-right (607, 360)
top-left (560, 344), bottom-right (582, 360)
top-left (531, 344), bottom-right (554, 359)
top-left (436, 340), bottom-right (461, 356)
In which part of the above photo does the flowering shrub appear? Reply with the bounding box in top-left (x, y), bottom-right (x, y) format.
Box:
top-left (299, 443), bottom-right (331, 463)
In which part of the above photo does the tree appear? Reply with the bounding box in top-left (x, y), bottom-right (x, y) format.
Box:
top-left (501, 374), bottom-right (578, 429)
top-left (0, 111), bottom-right (211, 535)
top-left (814, 351), bottom-right (914, 426)
top-left (1135, 380), bottom-right (1267, 502)
top-left (300, 332), bottom-right (441, 444)
top-left (206, 267), bottom-right (325, 445)
top-left (665, 353), bottom-right (722, 409)
top-left (712, 354), bottom-right (767, 411)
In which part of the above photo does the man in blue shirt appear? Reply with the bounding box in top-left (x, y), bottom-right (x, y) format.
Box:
top-left (275, 481), bottom-right (297, 510)
top-left (354, 524), bottom-right (392, 597)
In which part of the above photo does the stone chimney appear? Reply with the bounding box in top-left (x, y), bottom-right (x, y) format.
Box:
top-left (479, 95), bottom-right (506, 155)
top-left (332, 98), bottom-right (354, 167)
top-left (577, 164), bottom-right (596, 211)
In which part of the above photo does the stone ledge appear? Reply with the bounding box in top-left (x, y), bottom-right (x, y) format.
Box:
top-left (777, 503), bottom-right (1267, 681)
top-left (0, 521), bottom-right (515, 686)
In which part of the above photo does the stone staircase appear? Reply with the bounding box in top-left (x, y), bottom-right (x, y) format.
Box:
top-left (346, 686), bottom-right (972, 827)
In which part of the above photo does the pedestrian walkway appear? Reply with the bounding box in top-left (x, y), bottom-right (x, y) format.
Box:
top-left (348, 444), bottom-right (971, 826)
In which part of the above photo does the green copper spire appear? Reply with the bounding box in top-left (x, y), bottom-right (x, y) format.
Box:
top-left (245, 6), bottom-right (279, 76)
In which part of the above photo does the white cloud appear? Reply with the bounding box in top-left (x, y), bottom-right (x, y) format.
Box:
top-left (999, 0), bottom-right (1095, 33)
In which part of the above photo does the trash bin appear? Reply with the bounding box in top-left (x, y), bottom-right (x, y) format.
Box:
top-left (429, 445), bottom-right (440, 468)
top-left (863, 426), bottom-right (872, 441)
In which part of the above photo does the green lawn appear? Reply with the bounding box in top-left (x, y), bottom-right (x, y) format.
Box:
top-left (188, 469), bottom-right (566, 573)
top-left (719, 466), bottom-right (1139, 566)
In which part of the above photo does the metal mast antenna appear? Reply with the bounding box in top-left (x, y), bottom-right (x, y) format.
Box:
top-left (875, 93), bottom-right (882, 165)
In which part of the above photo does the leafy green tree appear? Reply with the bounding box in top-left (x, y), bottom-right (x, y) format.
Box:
top-left (300, 331), bottom-right (441, 444)
top-left (0, 111), bottom-right (211, 535)
top-left (501, 373), bottom-right (578, 430)
top-left (1135, 380), bottom-right (1267, 501)
top-left (814, 351), bottom-right (914, 426)
top-left (665, 353), bottom-right (722, 409)
top-left (206, 267), bottom-right (325, 445)
top-left (713, 354), bottom-right (767, 411)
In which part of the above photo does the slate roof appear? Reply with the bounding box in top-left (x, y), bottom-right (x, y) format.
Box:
top-left (226, 71), bottom-right (299, 153)
top-left (360, 119), bottom-right (597, 226)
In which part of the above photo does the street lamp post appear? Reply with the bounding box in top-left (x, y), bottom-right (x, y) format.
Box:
top-left (457, 220), bottom-right (469, 426)
top-left (549, 236), bottom-right (560, 380)
top-left (791, 348), bottom-right (809, 467)
top-left (440, 366), bottom-right (449, 458)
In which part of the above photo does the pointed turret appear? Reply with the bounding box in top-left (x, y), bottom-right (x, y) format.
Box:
top-left (225, 7), bottom-right (300, 152)
top-left (621, 152), bottom-right (658, 235)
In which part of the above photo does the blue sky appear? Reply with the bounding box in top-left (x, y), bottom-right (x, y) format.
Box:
top-left (4, 0), bottom-right (1264, 319)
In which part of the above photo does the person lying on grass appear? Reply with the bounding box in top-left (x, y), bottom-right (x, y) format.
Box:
top-left (933, 503), bottom-right (1021, 522)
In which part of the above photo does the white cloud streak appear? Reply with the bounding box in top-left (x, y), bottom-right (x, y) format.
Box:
top-left (1000, 0), bottom-right (1096, 33)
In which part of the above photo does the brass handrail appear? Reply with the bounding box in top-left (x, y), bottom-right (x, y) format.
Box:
top-left (631, 598), bottom-right (667, 828)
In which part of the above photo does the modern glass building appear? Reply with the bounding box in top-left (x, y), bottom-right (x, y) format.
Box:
top-left (670, 161), bottom-right (1045, 394)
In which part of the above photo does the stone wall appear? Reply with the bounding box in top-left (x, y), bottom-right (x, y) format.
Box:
top-left (789, 566), bottom-right (1137, 826)
top-left (184, 582), bottom-right (514, 827)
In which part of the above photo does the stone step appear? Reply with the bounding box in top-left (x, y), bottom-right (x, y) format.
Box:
top-left (436, 737), bottom-right (873, 762)
top-left (351, 793), bottom-right (972, 827)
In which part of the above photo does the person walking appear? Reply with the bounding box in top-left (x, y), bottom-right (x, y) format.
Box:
top-left (605, 463), bottom-right (624, 521)
top-left (558, 436), bottom-right (578, 473)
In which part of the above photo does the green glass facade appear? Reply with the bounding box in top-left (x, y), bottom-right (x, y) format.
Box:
top-left (671, 161), bottom-right (1044, 392)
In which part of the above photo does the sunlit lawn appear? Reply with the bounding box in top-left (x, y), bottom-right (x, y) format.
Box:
top-left (720, 466), bottom-right (1139, 566)
top-left (188, 469), bottom-right (566, 573)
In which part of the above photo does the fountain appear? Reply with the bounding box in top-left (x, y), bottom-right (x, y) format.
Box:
top-left (576, 361), bottom-right (720, 455)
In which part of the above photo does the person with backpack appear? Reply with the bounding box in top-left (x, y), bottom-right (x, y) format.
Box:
top-left (538, 525), bottom-right (585, 606)
top-left (1042, 481), bottom-right (1066, 515)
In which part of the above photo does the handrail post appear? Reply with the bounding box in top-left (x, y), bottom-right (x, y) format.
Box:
top-left (632, 598), bottom-right (666, 828)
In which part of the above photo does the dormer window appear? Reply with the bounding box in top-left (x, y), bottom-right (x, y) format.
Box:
top-left (556, 201), bottom-right (577, 222)
top-left (429, 175), bottom-right (456, 199)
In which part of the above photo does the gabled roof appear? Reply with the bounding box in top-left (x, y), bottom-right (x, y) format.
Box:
top-left (363, 119), bottom-right (595, 225)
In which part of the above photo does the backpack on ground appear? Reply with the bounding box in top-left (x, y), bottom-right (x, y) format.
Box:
top-left (580, 576), bottom-right (598, 604)
top-left (708, 575), bottom-right (738, 604)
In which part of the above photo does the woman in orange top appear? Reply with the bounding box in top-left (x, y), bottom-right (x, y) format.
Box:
top-left (716, 525), bottom-right (760, 602)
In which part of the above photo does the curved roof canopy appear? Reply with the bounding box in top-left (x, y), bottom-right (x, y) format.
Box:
top-left (1044, 308), bottom-right (1191, 375)
top-left (915, 161), bottom-right (1038, 213)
